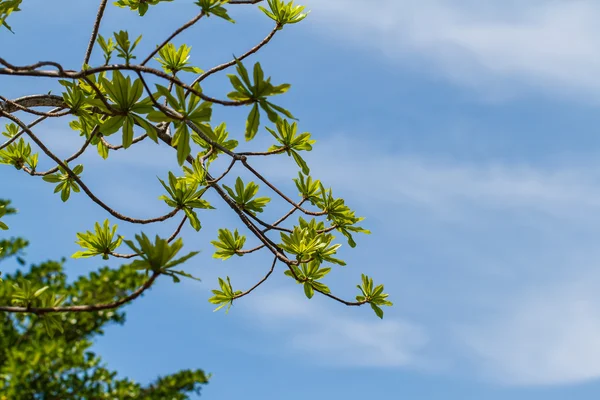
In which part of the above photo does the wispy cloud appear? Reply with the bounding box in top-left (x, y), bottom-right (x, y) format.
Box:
top-left (303, 0), bottom-right (600, 98)
top-left (259, 134), bottom-right (600, 385)
top-left (263, 135), bottom-right (600, 224)
top-left (243, 288), bottom-right (428, 368)
top-left (460, 275), bottom-right (600, 386)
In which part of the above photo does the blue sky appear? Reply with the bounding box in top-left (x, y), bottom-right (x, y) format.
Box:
top-left (3, 0), bottom-right (600, 398)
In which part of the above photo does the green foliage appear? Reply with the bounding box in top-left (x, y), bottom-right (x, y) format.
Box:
top-left (227, 60), bottom-right (294, 140)
top-left (0, 200), bottom-right (26, 268)
top-left (10, 278), bottom-right (66, 336)
top-left (1, 122), bottom-right (18, 138)
top-left (279, 218), bottom-right (344, 265)
top-left (155, 43), bottom-right (203, 75)
top-left (158, 171), bottom-right (214, 231)
top-left (266, 118), bottom-right (315, 174)
top-left (0, 137), bottom-right (38, 171)
top-left (356, 274), bottom-right (393, 319)
top-left (42, 164), bottom-right (84, 202)
top-left (1, 0), bottom-right (391, 347)
top-left (0, 0), bottom-right (21, 32)
top-left (195, 0), bottom-right (234, 23)
top-left (191, 122), bottom-right (238, 163)
top-left (124, 233), bottom-right (201, 282)
top-left (182, 153), bottom-right (208, 186)
top-left (311, 183), bottom-right (371, 248)
top-left (208, 276), bottom-right (241, 312)
top-left (96, 34), bottom-right (116, 64)
top-left (73, 219), bottom-right (123, 260)
top-left (113, 30), bottom-right (143, 63)
top-left (148, 84), bottom-right (213, 165)
top-left (0, 236), bottom-right (209, 398)
top-left (293, 173), bottom-right (322, 205)
top-left (222, 177), bottom-right (271, 215)
top-left (0, 204), bottom-right (8, 231)
top-left (97, 70), bottom-right (158, 147)
top-left (210, 228), bottom-right (246, 260)
top-left (284, 262), bottom-right (331, 299)
top-left (114, 0), bottom-right (173, 16)
top-left (259, 0), bottom-right (309, 28)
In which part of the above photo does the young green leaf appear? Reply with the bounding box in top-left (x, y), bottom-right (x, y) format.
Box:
top-left (210, 228), bottom-right (246, 260)
top-left (222, 177), bottom-right (270, 215)
top-left (72, 219), bottom-right (123, 260)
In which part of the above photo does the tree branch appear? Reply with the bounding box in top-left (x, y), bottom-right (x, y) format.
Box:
top-left (0, 271), bottom-right (160, 315)
top-left (83, 0), bottom-right (110, 66)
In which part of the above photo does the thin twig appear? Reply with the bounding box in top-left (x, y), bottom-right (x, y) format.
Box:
top-left (192, 25), bottom-right (279, 85)
top-left (232, 257), bottom-right (277, 300)
top-left (0, 271), bottom-right (160, 314)
top-left (83, 0), bottom-right (109, 66)
top-left (1, 111), bottom-right (180, 225)
top-left (141, 12), bottom-right (205, 66)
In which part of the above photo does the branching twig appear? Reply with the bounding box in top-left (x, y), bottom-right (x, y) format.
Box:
top-left (193, 24), bottom-right (279, 85)
top-left (0, 271), bottom-right (160, 314)
top-left (141, 12), bottom-right (205, 66)
top-left (1, 111), bottom-right (180, 225)
top-left (83, 0), bottom-right (110, 66)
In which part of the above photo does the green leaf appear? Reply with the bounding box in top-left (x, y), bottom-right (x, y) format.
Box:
top-left (245, 103), bottom-right (260, 141)
top-left (370, 303), bottom-right (384, 319)
top-left (303, 282), bottom-right (314, 299)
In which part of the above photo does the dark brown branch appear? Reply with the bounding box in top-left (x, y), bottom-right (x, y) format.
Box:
top-left (0, 109), bottom-right (62, 150)
top-left (193, 24), bottom-right (279, 85)
top-left (0, 96), bottom-right (70, 117)
top-left (0, 58), bottom-right (250, 107)
top-left (100, 133), bottom-right (148, 150)
top-left (0, 94), bottom-right (65, 114)
top-left (241, 158), bottom-right (326, 216)
top-left (262, 199), bottom-right (306, 233)
top-left (83, 0), bottom-right (109, 66)
top-left (232, 257), bottom-right (277, 300)
top-left (245, 210), bottom-right (293, 233)
top-left (141, 12), bottom-right (205, 66)
top-left (236, 245), bottom-right (264, 255)
top-left (24, 127), bottom-right (99, 177)
top-left (0, 272), bottom-right (160, 315)
top-left (1, 111), bottom-right (180, 225)
top-left (238, 148), bottom-right (285, 156)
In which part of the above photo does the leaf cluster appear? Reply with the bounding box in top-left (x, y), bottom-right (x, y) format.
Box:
top-left (72, 220), bottom-right (123, 260)
top-left (124, 233), bottom-right (200, 282)
top-left (0, 0), bottom-right (22, 32)
top-left (148, 84), bottom-right (212, 165)
top-left (208, 276), bottom-right (241, 312)
top-left (267, 119), bottom-right (315, 174)
top-left (259, 0), bottom-right (309, 28)
top-left (210, 228), bottom-right (246, 260)
top-left (191, 122), bottom-right (238, 163)
top-left (195, 0), bottom-right (234, 23)
top-left (0, 137), bottom-right (38, 171)
top-left (222, 177), bottom-right (270, 215)
top-left (155, 43), bottom-right (203, 75)
top-left (114, 0), bottom-right (173, 17)
top-left (159, 171), bottom-right (214, 231)
top-left (227, 60), bottom-right (293, 140)
top-left (356, 274), bottom-right (393, 319)
top-left (42, 164), bottom-right (84, 202)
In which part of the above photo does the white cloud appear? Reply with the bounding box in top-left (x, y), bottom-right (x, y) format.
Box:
top-left (244, 289), bottom-right (428, 368)
top-left (262, 135), bottom-right (600, 224)
top-left (257, 135), bottom-right (600, 385)
top-left (303, 0), bottom-right (600, 98)
top-left (461, 277), bottom-right (600, 385)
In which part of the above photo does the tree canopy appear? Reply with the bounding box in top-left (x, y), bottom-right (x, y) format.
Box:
top-left (0, 200), bottom-right (210, 398)
top-left (0, 0), bottom-right (392, 392)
